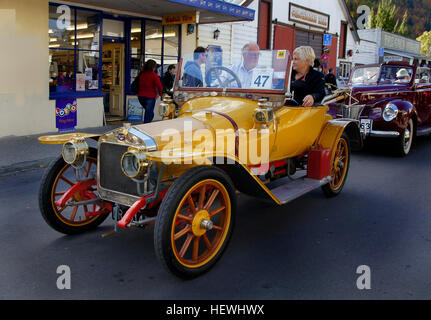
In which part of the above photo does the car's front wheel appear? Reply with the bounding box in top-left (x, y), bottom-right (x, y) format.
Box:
top-left (397, 118), bottom-right (414, 157)
top-left (154, 166), bottom-right (236, 279)
top-left (38, 148), bottom-right (110, 234)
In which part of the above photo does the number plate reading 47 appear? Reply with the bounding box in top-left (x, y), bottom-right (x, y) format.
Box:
top-left (359, 119), bottom-right (372, 135)
top-left (251, 68), bottom-right (273, 89)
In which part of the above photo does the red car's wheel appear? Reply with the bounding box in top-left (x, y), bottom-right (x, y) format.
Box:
top-left (322, 133), bottom-right (351, 197)
top-left (154, 166), bottom-right (236, 279)
top-left (38, 148), bottom-right (110, 234)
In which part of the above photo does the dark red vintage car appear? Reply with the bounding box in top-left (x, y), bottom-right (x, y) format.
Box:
top-left (327, 61), bottom-right (431, 156)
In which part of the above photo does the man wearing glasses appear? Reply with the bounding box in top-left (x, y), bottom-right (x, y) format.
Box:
top-left (228, 42), bottom-right (260, 88)
top-left (183, 46), bottom-right (208, 87)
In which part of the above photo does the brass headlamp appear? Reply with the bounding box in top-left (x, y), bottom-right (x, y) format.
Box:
top-left (120, 146), bottom-right (151, 180)
top-left (62, 137), bottom-right (89, 167)
top-left (159, 94), bottom-right (176, 119)
top-left (254, 98), bottom-right (274, 125)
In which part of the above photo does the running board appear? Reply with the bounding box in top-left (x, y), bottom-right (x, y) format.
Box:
top-left (266, 175), bottom-right (331, 205)
top-left (417, 125), bottom-right (431, 136)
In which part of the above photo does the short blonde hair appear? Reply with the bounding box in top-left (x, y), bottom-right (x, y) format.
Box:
top-left (293, 46), bottom-right (316, 67)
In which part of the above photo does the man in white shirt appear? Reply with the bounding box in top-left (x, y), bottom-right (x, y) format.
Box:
top-left (228, 43), bottom-right (260, 88)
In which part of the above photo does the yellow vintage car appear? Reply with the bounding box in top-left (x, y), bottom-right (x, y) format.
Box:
top-left (38, 50), bottom-right (362, 278)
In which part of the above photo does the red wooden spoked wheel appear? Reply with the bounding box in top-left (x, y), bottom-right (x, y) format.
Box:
top-left (51, 157), bottom-right (101, 226)
top-left (39, 148), bottom-right (110, 234)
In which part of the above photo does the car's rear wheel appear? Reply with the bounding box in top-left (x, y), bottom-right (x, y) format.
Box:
top-left (397, 118), bottom-right (414, 157)
top-left (322, 133), bottom-right (351, 197)
top-left (154, 166), bottom-right (236, 279)
top-left (38, 148), bottom-right (110, 234)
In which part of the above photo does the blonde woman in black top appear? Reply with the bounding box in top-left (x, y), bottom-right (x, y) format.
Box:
top-left (290, 46), bottom-right (326, 107)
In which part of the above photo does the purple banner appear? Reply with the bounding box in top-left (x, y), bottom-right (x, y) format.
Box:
top-left (56, 98), bottom-right (77, 132)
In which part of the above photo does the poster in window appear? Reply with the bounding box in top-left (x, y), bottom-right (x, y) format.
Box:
top-left (76, 73), bottom-right (86, 91)
top-left (126, 98), bottom-right (143, 122)
top-left (56, 98), bottom-right (77, 132)
top-left (85, 68), bottom-right (93, 80)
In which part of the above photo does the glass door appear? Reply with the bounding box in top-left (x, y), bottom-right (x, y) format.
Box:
top-left (102, 42), bottom-right (124, 117)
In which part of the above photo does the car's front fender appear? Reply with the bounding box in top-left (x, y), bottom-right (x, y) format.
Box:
top-left (38, 132), bottom-right (101, 144)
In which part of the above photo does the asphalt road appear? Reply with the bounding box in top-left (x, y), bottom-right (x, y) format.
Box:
top-left (1, 136), bottom-right (431, 300)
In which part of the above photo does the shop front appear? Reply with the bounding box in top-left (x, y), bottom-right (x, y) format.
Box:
top-left (0, 0), bottom-right (254, 137)
top-left (48, 4), bottom-right (183, 124)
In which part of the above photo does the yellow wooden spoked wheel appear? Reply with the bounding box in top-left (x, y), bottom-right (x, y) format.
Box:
top-left (322, 133), bottom-right (350, 197)
top-left (171, 179), bottom-right (231, 268)
top-left (154, 166), bottom-right (236, 279)
top-left (39, 148), bottom-right (110, 234)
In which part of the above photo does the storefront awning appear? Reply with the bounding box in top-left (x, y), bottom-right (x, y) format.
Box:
top-left (384, 48), bottom-right (430, 61)
top-left (59, 0), bottom-right (255, 23)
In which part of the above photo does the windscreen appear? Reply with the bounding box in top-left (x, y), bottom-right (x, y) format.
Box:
top-left (350, 66), bottom-right (380, 85)
top-left (351, 65), bottom-right (414, 85)
top-left (178, 48), bottom-right (289, 91)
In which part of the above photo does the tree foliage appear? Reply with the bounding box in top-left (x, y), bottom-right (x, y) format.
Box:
top-left (346, 0), bottom-right (429, 38)
top-left (365, 0), bottom-right (408, 36)
top-left (417, 31), bottom-right (431, 57)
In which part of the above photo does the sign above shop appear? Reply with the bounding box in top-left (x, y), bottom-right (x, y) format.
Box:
top-left (289, 3), bottom-right (329, 30)
top-left (383, 55), bottom-right (403, 62)
top-left (162, 12), bottom-right (196, 25)
top-left (167, 0), bottom-right (255, 20)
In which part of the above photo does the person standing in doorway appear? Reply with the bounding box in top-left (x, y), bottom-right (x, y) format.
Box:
top-left (163, 64), bottom-right (176, 94)
top-left (138, 59), bottom-right (163, 123)
top-left (325, 68), bottom-right (338, 93)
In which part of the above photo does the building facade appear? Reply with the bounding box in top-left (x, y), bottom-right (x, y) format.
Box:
top-left (354, 28), bottom-right (430, 66)
top-left (200, 0), bottom-right (360, 82)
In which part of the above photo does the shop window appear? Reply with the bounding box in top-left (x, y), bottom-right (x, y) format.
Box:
top-left (103, 19), bottom-right (124, 38)
top-left (163, 25), bottom-right (180, 57)
top-left (76, 10), bottom-right (100, 50)
top-left (49, 49), bottom-right (75, 93)
top-left (145, 20), bottom-right (163, 56)
top-left (49, 5), bottom-right (74, 49)
top-left (130, 20), bottom-right (143, 85)
top-left (77, 51), bottom-right (100, 91)
top-left (49, 4), bottom-right (102, 98)
top-left (127, 20), bottom-right (179, 93)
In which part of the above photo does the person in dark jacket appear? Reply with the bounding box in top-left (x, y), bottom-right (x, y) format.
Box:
top-left (138, 59), bottom-right (163, 123)
top-left (325, 68), bottom-right (338, 92)
top-left (183, 47), bottom-right (207, 87)
top-left (289, 46), bottom-right (326, 107)
top-left (163, 64), bottom-right (176, 94)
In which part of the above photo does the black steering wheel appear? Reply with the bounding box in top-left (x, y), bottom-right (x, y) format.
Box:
top-left (205, 66), bottom-right (242, 88)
